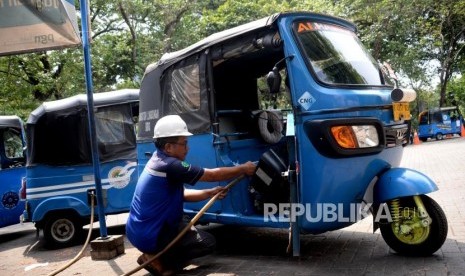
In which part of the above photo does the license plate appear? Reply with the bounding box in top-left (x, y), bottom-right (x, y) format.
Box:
top-left (392, 102), bottom-right (411, 121)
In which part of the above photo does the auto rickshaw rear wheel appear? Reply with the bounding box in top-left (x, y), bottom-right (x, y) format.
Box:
top-left (380, 195), bottom-right (447, 256)
top-left (43, 211), bottom-right (85, 248)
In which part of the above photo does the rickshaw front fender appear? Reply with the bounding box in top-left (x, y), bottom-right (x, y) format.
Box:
top-left (374, 167), bottom-right (438, 203)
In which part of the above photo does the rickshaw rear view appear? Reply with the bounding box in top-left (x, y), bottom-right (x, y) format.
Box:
top-left (21, 89), bottom-right (139, 247)
top-left (137, 12), bottom-right (447, 256)
top-left (418, 106), bottom-right (462, 141)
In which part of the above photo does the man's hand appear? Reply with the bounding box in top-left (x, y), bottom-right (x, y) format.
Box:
top-left (207, 186), bottom-right (228, 199)
top-left (200, 160), bottom-right (257, 182)
top-left (241, 161), bottom-right (257, 176)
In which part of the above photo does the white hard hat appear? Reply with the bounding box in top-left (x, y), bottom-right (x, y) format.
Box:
top-left (153, 115), bottom-right (193, 138)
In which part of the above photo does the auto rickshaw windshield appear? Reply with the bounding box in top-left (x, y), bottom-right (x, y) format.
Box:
top-left (293, 21), bottom-right (382, 86)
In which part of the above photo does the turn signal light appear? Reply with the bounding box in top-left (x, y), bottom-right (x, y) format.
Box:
top-left (330, 125), bottom-right (379, 149)
top-left (331, 126), bottom-right (356, 148)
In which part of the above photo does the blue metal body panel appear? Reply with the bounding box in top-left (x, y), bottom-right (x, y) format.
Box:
top-left (276, 15), bottom-right (404, 233)
top-left (26, 160), bottom-right (137, 223)
top-left (32, 196), bottom-right (89, 221)
top-left (0, 167), bottom-right (26, 227)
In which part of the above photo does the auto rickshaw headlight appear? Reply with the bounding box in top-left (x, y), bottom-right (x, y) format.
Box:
top-left (331, 125), bottom-right (379, 149)
top-left (304, 118), bottom-right (385, 157)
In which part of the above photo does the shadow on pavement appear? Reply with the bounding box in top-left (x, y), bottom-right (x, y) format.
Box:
top-left (0, 223), bottom-right (130, 265)
top-left (0, 229), bottom-right (36, 244)
top-left (180, 225), bottom-right (463, 276)
top-left (2, 222), bottom-right (463, 275)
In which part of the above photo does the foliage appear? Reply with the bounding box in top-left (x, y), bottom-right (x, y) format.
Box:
top-left (333, 0), bottom-right (465, 122)
top-left (0, 0), bottom-right (464, 120)
top-left (448, 76), bottom-right (465, 116)
top-left (199, 0), bottom-right (336, 36)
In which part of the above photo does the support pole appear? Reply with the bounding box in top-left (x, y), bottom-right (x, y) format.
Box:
top-left (79, 0), bottom-right (108, 238)
top-left (286, 112), bottom-right (300, 256)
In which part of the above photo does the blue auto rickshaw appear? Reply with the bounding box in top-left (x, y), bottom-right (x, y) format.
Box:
top-left (418, 106), bottom-right (462, 141)
top-left (0, 116), bottom-right (26, 228)
top-left (21, 89), bottom-right (139, 247)
top-left (137, 12), bottom-right (447, 256)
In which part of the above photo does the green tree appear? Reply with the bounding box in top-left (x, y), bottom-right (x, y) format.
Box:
top-left (448, 76), bottom-right (465, 116)
top-left (1, 0), bottom-right (464, 120)
top-left (199, 0), bottom-right (336, 36)
top-left (338, 0), bottom-right (465, 109)
top-left (427, 0), bottom-right (465, 107)
top-left (0, 0), bottom-right (205, 118)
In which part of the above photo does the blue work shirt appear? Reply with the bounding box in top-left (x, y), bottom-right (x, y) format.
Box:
top-left (126, 150), bottom-right (204, 253)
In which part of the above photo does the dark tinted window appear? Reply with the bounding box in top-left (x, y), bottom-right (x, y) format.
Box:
top-left (27, 104), bottom-right (137, 166)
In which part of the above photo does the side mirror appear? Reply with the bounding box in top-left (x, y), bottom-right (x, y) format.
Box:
top-left (266, 67), bottom-right (281, 94)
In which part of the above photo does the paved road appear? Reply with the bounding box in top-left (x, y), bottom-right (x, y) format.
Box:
top-left (1, 137), bottom-right (464, 275)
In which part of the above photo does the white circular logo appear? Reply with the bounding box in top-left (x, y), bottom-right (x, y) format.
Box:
top-left (108, 166), bottom-right (131, 189)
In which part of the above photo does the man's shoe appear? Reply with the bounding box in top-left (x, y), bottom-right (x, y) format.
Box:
top-left (137, 254), bottom-right (165, 276)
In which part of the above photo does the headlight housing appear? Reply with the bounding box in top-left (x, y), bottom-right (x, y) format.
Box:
top-left (330, 125), bottom-right (379, 149)
top-left (304, 118), bottom-right (385, 157)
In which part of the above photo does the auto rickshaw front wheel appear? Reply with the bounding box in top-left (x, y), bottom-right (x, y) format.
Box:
top-left (380, 195), bottom-right (447, 256)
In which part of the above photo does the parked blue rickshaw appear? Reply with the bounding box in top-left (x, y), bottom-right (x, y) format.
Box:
top-left (21, 89), bottom-right (139, 247)
top-left (0, 116), bottom-right (26, 228)
top-left (137, 12), bottom-right (447, 256)
top-left (418, 106), bottom-right (462, 141)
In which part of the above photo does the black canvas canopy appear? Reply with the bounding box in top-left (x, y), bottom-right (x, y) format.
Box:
top-left (27, 89), bottom-right (139, 124)
top-left (138, 13), bottom-right (281, 140)
top-left (138, 12), bottom-right (355, 140)
top-left (0, 116), bottom-right (23, 129)
top-left (158, 14), bottom-right (280, 67)
top-left (27, 89), bottom-right (139, 166)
